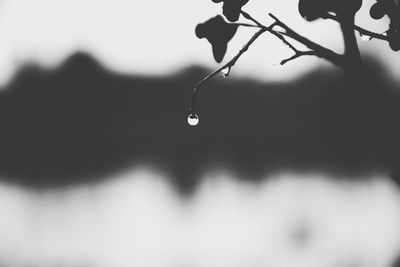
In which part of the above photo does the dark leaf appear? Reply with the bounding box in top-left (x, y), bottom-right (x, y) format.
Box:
top-left (369, 0), bottom-right (400, 51)
top-left (298, 0), bottom-right (326, 21)
top-left (370, 3), bottom-right (386, 19)
top-left (298, 0), bottom-right (361, 21)
top-left (195, 15), bottom-right (238, 63)
top-left (211, 0), bottom-right (249, 22)
top-left (388, 27), bottom-right (400, 51)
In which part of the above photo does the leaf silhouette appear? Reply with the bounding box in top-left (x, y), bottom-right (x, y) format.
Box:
top-left (388, 27), bottom-right (400, 51)
top-left (298, 0), bottom-right (361, 21)
top-left (298, 0), bottom-right (327, 21)
top-left (195, 15), bottom-right (239, 63)
top-left (369, 0), bottom-right (400, 51)
top-left (212, 0), bottom-right (249, 22)
top-left (370, 2), bottom-right (386, 19)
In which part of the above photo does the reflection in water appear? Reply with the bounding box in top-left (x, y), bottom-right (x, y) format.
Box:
top-left (0, 168), bottom-right (399, 267)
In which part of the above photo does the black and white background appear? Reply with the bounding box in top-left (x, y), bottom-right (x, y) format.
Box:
top-left (0, 0), bottom-right (399, 266)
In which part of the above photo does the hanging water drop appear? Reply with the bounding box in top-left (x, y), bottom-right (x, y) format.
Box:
top-left (187, 113), bottom-right (199, 126)
top-left (220, 67), bottom-right (230, 78)
top-left (359, 33), bottom-right (371, 41)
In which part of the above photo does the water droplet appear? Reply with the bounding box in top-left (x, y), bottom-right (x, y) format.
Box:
top-left (359, 33), bottom-right (371, 41)
top-left (220, 67), bottom-right (230, 78)
top-left (187, 113), bottom-right (199, 126)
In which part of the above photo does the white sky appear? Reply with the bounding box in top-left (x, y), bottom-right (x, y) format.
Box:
top-left (0, 0), bottom-right (398, 86)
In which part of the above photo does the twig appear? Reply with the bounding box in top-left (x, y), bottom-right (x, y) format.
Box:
top-left (190, 27), bottom-right (267, 113)
top-left (240, 10), bottom-right (265, 28)
top-left (280, 51), bottom-right (317, 65)
top-left (268, 13), bottom-right (346, 68)
top-left (242, 12), bottom-right (346, 67)
top-left (354, 26), bottom-right (387, 41)
top-left (268, 27), bottom-right (299, 52)
top-left (241, 11), bottom-right (300, 56)
top-left (190, 11), bottom-right (358, 113)
top-left (230, 22), bottom-right (259, 28)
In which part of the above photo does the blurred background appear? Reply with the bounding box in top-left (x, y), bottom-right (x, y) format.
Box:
top-left (0, 0), bottom-right (400, 266)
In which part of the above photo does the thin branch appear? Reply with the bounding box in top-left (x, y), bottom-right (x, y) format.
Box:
top-left (280, 51), bottom-right (317, 65)
top-left (241, 11), bottom-right (300, 55)
top-left (235, 11), bottom-right (345, 68)
top-left (230, 22), bottom-right (259, 28)
top-left (354, 26), bottom-right (388, 41)
top-left (325, 13), bottom-right (388, 41)
top-left (268, 13), bottom-right (347, 68)
top-left (240, 10), bottom-right (265, 28)
top-left (268, 27), bottom-right (299, 52)
top-left (190, 27), bottom-right (267, 113)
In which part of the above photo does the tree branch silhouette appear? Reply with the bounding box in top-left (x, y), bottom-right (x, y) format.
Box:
top-left (191, 10), bottom-right (349, 113)
top-left (242, 12), bottom-right (345, 65)
top-left (280, 51), bottom-right (317, 65)
top-left (190, 0), bottom-right (400, 190)
top-left (267, 13), bottom-right (347, 68)
top-left (190, 0), bottom-right (400, 119)
top-left (191, 27), bottom-right (267, 113)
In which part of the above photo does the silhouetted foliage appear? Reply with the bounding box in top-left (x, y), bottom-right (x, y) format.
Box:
top-left (195, 15), bottom-right (238, 63)
top-left (298, 0), bottom-right (362, 21)
top-left (194, 0), bottom-right (398, 95)
top-left (211, 0), bottom-right (249, 22)
top-left (370, 0), bottom-right (400, 50)
top-left (191, 1), bottom-right (400, 180)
